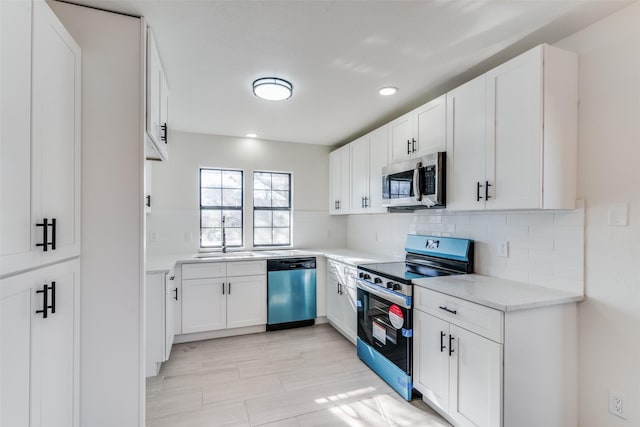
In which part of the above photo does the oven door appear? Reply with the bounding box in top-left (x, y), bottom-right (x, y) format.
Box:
top-left (356, 284), bottom-right (412, 374)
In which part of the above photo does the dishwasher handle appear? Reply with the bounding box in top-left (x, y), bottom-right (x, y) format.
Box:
top-left (267, 257), bottom-right (316, 271)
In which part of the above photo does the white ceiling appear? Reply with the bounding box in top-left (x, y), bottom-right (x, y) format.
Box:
top-left (67, 0), bottom-right (630, 146)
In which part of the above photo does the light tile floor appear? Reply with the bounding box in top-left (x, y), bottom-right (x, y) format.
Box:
top-left (146, 324), bottom-right (451, 427)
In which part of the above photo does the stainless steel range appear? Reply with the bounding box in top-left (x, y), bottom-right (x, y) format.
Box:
top-left (355, 235), bottom-right (474, 400)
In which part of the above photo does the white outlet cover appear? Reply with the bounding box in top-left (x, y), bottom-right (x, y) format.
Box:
top-left (498, 241), bottom-right (509, 257)
top-left (609, 392), bottom-right (627, 419)
top-left (608, 202), bottom-right (629, 226)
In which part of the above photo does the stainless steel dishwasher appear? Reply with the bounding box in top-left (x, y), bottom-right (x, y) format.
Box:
top-left (266, 257), bottom-right (316, 331)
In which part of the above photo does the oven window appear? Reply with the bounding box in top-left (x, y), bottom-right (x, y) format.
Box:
top-left (357, 288), bottom-right (412, 374)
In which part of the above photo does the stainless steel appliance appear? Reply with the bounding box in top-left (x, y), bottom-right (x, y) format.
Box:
top-left (267, 257), bottom-right (317, 331)
top-left (381, 152), bottom-right (445, 208)
top-left (356, 235), bottom-right (473, 400)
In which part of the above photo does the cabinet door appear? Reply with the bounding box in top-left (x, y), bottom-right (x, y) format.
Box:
top-left (226, 275), bottom-right (266, 329)
top-left (350, 136), bottom-right (369, 214)
top-left (446, 75), bottom-right (487, 211)
top-left (165, 275), bottom-right (176, 359)
top-left (367, 125), bottom-right (389, 213)
top-left (449, 325), bottom-right (502, 427)
top-left (1, 285), bottom-right (31, 427)
top-left (159, 69), bottom-right (169, 154)
top-left (0, 0), bottom-right (39, 275)
top-left (389, 112), bottom-right (413, 163)
top-left (147, 30), bottom-right (161, 147)
top-left (485, 46), bottom-right (543, 210)
top-left (341, 267), bottom-right (358, 342)
top-left (414, 310), bottom-right (450, 413)
top-left (31, 262), bottom-right (79, 427)
top-left (329, 149), bottom-right (342, 214)
top-left (181, 278), bottom-right (226, 333)
top-left (33, 0), bottom-right (81, 265)
top-left (145, 273), bottom-right (165, 377)
top-left (325, 268), bottom-right (341, 326)
top-left (414, 94), bottom-right (447, 155)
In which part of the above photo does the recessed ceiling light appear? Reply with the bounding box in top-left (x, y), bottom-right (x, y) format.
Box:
top-left (252, 77), bottom-right (293, 101)
top-left (379, 86), bottom-right (398, 96)
top-left (246, 133), bottom-right (258, 138)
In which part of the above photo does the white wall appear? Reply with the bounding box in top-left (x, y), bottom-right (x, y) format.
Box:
top-left (347, 204), bottom-right (585, 294)
top-left (148, 130), bottom-right (346, 254)
top-left (555, 2), bottom-right (640, 425)
top-left (49, 3), bottom-right (144, 427)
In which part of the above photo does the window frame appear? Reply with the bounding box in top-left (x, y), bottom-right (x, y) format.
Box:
top-left (252, 171), bottom-right (292, 247)
top-left (199, 167), bottom-right (244, 249)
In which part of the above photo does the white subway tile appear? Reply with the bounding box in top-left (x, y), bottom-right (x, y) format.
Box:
top-left (443, 215), bottom-right (470, 225)
top-left (509, 238), bottom-right (554, 251)
top-left (529, 225), bottom-right (582, 240)
top-left (506, 213), bottom-right (554, 226)
top-left (470, 213), bottom-right (506, 226)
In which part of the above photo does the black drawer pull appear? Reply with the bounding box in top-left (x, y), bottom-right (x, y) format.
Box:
top-left (228, 282), bottom-right (231, 295)
top-left (440, 331), bottom-right (446, 353)
top-left (161, 123), bottom-right (167, 143)
top-left (50, 218), bottom-right (56, 250)
top-left (485, 181), bottom-right (492, 200)
top-left (49, 281), bottom-right (56, 314)
top-left (476, 181), bottom-right (483, 201)
top-left (222, 282), bottom-right (225, 295)
top-left (407, 139), bottom-right (411, 155)
top-left (173, 288), bottom-right (178, 300)
top-left (439, 306), bottom-right (457, 315)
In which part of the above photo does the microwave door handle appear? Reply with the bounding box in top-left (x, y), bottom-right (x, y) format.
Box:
top-left (413, 162), bottom-right (423, 201)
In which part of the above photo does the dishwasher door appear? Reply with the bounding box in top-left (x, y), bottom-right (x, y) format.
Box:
top-left (267, 258), bottom-right (316, 329)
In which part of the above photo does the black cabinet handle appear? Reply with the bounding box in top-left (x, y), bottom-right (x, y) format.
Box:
top-left (440, 331), bottom-right (446, 353)
top-left (222, 282), bottom-right (225, 295)
top-left (50, 218), bottom-right (56, 250)
top-left (449, 335), bottom-right (455, 356)
top-left (439, 305), bottom-right (457, 315)
top-left (169, 276), bottom-right (175, 281)
top-left (364, 196), bottom-right (369, 208)
top-left (337, 200), bottom-right (341, 210)
top-left (145, 195), bottom-right (151, 207)
top-left (228, 282), bottom-right (231, 295)
top-left (485, 181), bottom-right (492, 200)
top-left (161, 123), bottom-right (167, 143)
top-left (476, 182), bottom-right (484, 201)
top-left (173, 288), bottom-right (178, 300)
top-left (412, 138), bottom-right (416, 153)
top-left (36, 284), bottom-right (49, 318)
top-left (36, 218), bottom-right (49, 252)
top-left (49, 281), bottom-right (56, 314)
top-left (407, 139), bottom-right (411, 155)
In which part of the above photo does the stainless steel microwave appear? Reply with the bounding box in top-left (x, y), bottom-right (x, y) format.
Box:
top-left (381, 152), bottom-right (446, 208)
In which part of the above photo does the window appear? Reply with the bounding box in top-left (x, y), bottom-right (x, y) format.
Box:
top-left (200, 168), bottom-right (243, 248)
top-left (253, 172), bottom-right (291, 246)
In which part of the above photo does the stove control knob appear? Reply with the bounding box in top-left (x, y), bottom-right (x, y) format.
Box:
top-left (393, 284), bottom-right (403, 291)
top-left (374, 277), bottom-right (383, 284)
top-left (386, 282), bottom-right (394, 289)
top-left (358, 272), bottom-right (364, 279)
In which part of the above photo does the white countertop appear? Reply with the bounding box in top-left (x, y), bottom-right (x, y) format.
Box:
top-left (413, 274), bottom-right (584, 312)
top-left (146, 248), bottom-right (397, 273)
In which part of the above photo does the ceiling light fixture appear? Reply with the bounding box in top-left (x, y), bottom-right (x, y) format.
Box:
top-left (246, 133), bottom-right (257, 138)
top-left (252, 77), bottom-right (293, 101)
top-left (379, 86), bottom-right (398, 96)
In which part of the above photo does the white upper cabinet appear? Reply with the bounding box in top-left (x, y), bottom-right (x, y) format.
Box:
top-left (446, 76), bottom-right (488, 211)
top-left (1, 0), bottom-right (81, 277)
top-left (350, 125), bottom-right (389, 214)
top-left (145, 28), bottom-right (170, 161)
top-left (389, 94), bottom-right (447, 163)
top-left (329, 145), bottom-right (350, 215)
top-left (447, 44), bottom-right (578, 211)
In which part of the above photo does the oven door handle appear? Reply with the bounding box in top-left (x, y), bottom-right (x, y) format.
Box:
top-left (356, 279), bottom-right (411, 309)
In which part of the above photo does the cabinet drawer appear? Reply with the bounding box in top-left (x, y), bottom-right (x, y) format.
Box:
top-left (182, 262), bottom-right (226, 279)
top-left (414, 287), bottom-right (504, 343)
top-left (227, 260), bottom-right (266, 277)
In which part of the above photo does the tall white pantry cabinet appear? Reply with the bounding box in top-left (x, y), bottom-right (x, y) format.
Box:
top-left (0, 0), bottom-right (82, 426)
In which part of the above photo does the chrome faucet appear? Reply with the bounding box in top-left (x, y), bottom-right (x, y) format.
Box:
top-left (221, 215), bottom-right (227, 253)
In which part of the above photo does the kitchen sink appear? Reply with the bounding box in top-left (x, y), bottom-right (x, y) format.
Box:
top-left (193, 251), bottom-right (259, 259)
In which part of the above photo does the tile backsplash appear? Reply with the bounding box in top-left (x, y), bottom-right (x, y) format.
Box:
top-left (347, 201), bottom-right (585, 294)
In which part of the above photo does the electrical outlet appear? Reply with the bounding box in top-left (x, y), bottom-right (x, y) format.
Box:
top-left (498, 241), bottom-right (509, 257)
top-left (609, 392), bottom-right (627, 419)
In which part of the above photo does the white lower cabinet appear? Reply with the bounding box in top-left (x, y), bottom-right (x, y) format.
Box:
top-left (181, 261), bottom-right (266, 334)
top-left (145, 271), bottom-right (177, 377)
top-left (325, 259), bottom-right (357, 343)
top-left (1, 259), bottom-right (80, 427)
top-left (414, 286), bottom-right (578, 427)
